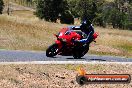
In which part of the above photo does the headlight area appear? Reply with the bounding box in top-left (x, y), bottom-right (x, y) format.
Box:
top-left (57, 38), bottom-right (67, 42)
top-left (61, 38), bottom-right (67, 42)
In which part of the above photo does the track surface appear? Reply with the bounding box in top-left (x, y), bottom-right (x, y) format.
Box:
top-left (0, 50), bottom-right (131, 62)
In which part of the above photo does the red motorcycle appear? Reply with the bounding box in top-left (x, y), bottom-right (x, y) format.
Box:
top-left (46, 27), bottom-right (98, 58)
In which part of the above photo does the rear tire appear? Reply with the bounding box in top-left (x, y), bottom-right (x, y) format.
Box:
top-left (46, 43), bottom-right (59, 57)
top-left (73, 44), bottom-right (89, 59)
top-left (73, 51), bottom-right (82, 59)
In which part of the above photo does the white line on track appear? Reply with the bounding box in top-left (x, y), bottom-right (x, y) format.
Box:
top-left (0, 61), bottom-right (132, 65)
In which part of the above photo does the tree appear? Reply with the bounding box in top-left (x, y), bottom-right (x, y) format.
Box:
top-left (92, 0), bottom-right (106, 27)
top-left (76, 0), bottom-right (98, 22)
top-left (107, 0), bottom-right (130, 29)
top-left (67, 0), bottom-right (79, 18)
top-left (0, 0), bottom-right (4, 14)
top-left (93, 0), bottom-right (131, 29)
top-left (60, 10), bottom-right (74, 24)
top-left (35, 0), bottom-right (69, 22)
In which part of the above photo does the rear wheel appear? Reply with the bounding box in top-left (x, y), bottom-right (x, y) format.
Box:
top-left (73, 44), bottom-right (89, 59)
top-left (73, 51), bottom-right (82, 59)
top-left (46, 43), bottom-right (59, 57)
top-left (81, 44), bottom-right (89, 57)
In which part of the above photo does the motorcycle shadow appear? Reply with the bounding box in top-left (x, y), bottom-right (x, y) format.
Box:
top-left (47, 56), bottom-right (58, 58)
top-left (66, 57), bottom-right (106, 61)
top-left (66, 57), bottom-right (85, 59)
top-left (89, 59), bottom-right (106, 61)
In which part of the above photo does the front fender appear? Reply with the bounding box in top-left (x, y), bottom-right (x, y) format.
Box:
top-left (55, 40), bottom-right (63, 49)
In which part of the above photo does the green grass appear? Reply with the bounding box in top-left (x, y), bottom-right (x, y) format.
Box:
top-left (117, 45), bottom-right (132, 52)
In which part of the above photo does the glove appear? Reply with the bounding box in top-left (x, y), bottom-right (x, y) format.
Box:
top-left (72, 27), bottom-right (76, 30)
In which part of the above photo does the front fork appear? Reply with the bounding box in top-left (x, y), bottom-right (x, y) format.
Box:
top-left (55, 40), bottom-right (68, 53)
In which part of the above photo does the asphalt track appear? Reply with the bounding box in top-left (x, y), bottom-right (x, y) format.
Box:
top-left (0, 50), bottom-right (132, 62)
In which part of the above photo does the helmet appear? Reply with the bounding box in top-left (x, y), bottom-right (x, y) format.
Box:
top-left (80, 20), bottom-right (91, 30)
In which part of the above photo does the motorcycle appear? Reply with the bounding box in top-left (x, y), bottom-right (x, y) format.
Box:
top-left (46, 27), bottom-right (98, 58)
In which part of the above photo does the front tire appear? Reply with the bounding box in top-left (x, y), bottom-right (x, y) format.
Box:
top-left (46, 43), bottom-right (59, 57)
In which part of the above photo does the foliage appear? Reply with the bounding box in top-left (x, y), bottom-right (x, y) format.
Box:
top-left (10, 0), bottom-right (132, 29)
top-left (60, 10), bottom-right (74, 24)
top-left (0, 0), bottom-right (4, 14)
top-left (35, 0), bottom-right (69, 23)
top-left (76, 0), bottom-right (97, 21)
top-left (67, 0), bottom-right (79, 18)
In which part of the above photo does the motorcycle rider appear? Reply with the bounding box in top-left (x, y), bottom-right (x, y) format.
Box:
top-left (68, 19), bottom-right (94, 44)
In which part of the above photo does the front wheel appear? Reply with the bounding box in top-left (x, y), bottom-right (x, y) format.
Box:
top-left (46, 43), bottom-right (59, 57)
